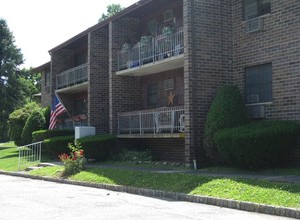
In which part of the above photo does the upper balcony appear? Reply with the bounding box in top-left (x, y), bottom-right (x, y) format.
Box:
top-left (56, 63), bottom-right (88, 92)
top-left (117, 27), bottom-right (184, 76)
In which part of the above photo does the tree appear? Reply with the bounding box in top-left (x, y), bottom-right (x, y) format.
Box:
top-left (0, 18), bottom-right (25, 141)
top-left (99, 4), bottom-right (124, 22)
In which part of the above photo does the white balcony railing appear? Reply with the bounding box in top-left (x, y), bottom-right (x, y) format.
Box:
top-left (56, 63), bottom-right (88, 89)
top-left (118, 27), bottom-right (184, 72)
top-left (118, 106), bottom-right (185, 135)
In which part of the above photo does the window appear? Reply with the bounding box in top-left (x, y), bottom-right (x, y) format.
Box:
top-left (45, 70), bottom-right (50, 87)
top-left (75, 53), bottom-right (87, 66)
top-left (164, 9), bottom-right (173, 22)
top-left (244, 0), bottom-right (271, 20)
top-left (74, 98), bottom-right (87, 115)
top-left (147, 84), bottom-right (158, 108)
top-left (245, 63), bottom-right (272, 104)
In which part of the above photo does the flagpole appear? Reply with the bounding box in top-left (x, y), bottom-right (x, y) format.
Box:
top-left (54, 92), bottom-right (73, 124)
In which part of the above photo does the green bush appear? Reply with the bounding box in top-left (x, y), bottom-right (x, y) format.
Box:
top-left (32, 129), bottom-right (74, 142)
top-left (43, 106), bottom-right (51, 129)
top-left (116, 148), bottom-right (153, 162)
top-left (78, 134), bottom-right (116, 160)
top-left (20, 110), bottom-right (46, 145)
top-left (215, 120), bottom-right (300, 169)
top-left (43, 135), bottom-right (74, 158)
top-left (8, 102), bottom-right (41, 146)
top-left (203, 85), bottom-right (248, 163)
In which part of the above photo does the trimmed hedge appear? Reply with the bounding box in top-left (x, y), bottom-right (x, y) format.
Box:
top-left (43, 135), bottom-right (74, 158)
top-left (21, 110), bottom-right (46, 145)
top-left (203, 85), bottom-right (248, 163)
top-left (32, 129), bottom-right (74, 142)
top-left (78, 134), bottom-right (116, 160)
top-left (214, 120), bottom-right (300, 169)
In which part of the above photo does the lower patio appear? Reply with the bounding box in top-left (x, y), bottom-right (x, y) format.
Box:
top-left (118, 106), bottom-right (185, 138)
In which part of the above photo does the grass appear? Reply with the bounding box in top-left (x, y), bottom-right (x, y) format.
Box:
top-left (29, 166), bottom-right (300, 209)
top-left (0, 142), bottom-right (19, 171)
top-left (0, 141), bottom-right (51, 171)
top-left (199, 166), bottom-right (300, 176)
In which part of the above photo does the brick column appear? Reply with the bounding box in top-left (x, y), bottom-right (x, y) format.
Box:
top-left (109, 18), bottom-right (141, 134)
top-left (88, 26), bottom-right (110, 133)
top-left (183, 0), bottom-right (233, 166)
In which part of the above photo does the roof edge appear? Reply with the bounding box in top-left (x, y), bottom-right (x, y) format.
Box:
top-left (49, 0), bottom-right (152, 54)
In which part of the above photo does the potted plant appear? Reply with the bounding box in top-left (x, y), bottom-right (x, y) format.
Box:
top-left (122, 42), bottom-right (131, 51)
top-left (162, 26), bottom-right (174, 36)
top-left (140, 35), bottom-right (152, 46)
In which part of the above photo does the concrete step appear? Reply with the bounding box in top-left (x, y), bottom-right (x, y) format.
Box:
top-left (25, 166), bottom-right (41, 171)
top-left (37, 163), bottom-right (57, 167)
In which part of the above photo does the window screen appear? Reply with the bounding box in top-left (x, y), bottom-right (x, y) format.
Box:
top-left (245, 63), bottom-right (272, 104)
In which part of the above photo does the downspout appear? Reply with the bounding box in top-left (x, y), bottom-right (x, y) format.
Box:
top-left (191, 0), bottom-right (197, 169)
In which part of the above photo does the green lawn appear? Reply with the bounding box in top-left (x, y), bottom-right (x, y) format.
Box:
top-left (30, 166), bottom-right (300, 209)
top-left (0, 142), bottom-right (51, 171)
top-left (0, 142), bottom-right (19, 171)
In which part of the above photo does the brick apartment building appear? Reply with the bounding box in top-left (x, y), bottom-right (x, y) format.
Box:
top-left (34, 0), bottom-right (300, 166)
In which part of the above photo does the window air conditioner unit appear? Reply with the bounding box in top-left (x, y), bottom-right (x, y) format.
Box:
top-left (246, 17), bottom-right (263, 33)
top-left (247, 105), bottom-right (265, 118)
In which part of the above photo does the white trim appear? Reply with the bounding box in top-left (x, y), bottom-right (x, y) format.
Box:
top-left (245, 102), bottom-right (272, 106)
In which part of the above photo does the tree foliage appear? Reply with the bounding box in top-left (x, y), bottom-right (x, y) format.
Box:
top-left (8, 102), bottom-right (41, 146)
top-left (99, 4), bottom-right (124, 22)
top-left (0, 19), bottom-right (39, 141)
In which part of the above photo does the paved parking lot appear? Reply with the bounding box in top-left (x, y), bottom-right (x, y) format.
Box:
top-left (0, 175), bottom-right (292, 220)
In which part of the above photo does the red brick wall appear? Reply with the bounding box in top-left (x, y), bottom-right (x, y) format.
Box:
top-left (140, 68), bottom-right (184, 109)
top-left (117, 138), bottom-right (185, 162)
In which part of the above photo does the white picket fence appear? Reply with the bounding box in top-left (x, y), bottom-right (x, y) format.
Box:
top-left (18, 141), bottom-right (43, 171)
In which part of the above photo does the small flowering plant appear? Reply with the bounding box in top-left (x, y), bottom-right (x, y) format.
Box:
top-left (58, 141), bottom-right (85, 177)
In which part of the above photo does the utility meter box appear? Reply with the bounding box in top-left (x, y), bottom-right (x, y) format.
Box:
top-left (75, 126), bottom-right (96, 140)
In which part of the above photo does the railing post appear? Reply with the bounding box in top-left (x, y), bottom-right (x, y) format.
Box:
top-left (18, 147), bottom-right (21, 171)
top-left (139, 111), bottom-right (142, 135)
top-left (118, 114), bottom-right (120, 135)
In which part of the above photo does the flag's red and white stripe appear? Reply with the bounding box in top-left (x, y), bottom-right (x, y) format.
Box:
top-left (49, 94), bottom-right (66, 130)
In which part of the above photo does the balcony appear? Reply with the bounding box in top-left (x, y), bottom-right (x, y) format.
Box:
top-left (56, 63), bottom-right (88, 91)
top-left (117, 27), bottom-right (184, 76)
top-left (118, 106), bottom-right (185, 138)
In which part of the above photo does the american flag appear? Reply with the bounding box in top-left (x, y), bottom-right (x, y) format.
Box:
top-left (49, 94), bottom-right (66, 130)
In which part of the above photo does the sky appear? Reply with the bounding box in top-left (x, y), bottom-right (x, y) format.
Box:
top-left (0, 0), bottom-right (138, 69)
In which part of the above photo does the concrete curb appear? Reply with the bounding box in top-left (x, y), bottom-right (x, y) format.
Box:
top-left (1, 170), bottom-right (299, 219)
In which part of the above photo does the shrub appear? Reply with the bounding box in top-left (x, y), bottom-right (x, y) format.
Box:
top-left (78, 134), bottom-right (116, 160)
top-left (214, 120), bottom-right (300, 169)
top-left (8, 102), bottom-right (41, 146)
top-left (32, 129), bottom-right (74, 142)
top-left (43, 135), bottom-right (74, 158)
top-left (203, 85), bottom-right (248, 163)
top-left (58, 141), bottom-right (85, 177)
top-left (116, 148), bottom-right (153, 162)
top-left (43, 106), bottom-right (51, 129)
top-left (20, 110), bottom-right (46, 145)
